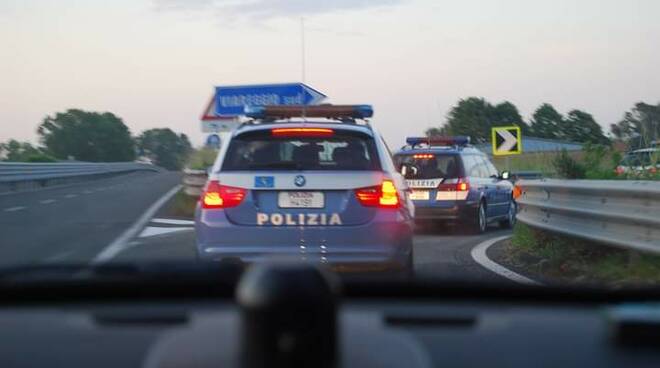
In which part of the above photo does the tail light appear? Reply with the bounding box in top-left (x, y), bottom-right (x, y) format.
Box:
top-left (355, 180), bottom-right (400, 209)
top-left (438, 177), bottom-right (470, 192)
top-left (201, 180), bottom-right (246, 209)
top-left (271, 127), bottom-right (334, 137)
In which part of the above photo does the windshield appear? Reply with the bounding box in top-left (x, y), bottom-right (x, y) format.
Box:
top-left (621, 151), bottom-right (659, 167)
top-left (1, 0), bottom-right (660, 294)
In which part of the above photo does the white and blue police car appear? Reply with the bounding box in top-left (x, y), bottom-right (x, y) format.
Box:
top-left (195, 105), bottom-right (414, 274)
top-left (393, 137), bottom-right (516, 233)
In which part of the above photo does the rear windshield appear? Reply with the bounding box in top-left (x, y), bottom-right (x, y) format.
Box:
top-left (393, 154), bottom-right (461, 179)
top-left (222, 131), bottom-right (381, 171)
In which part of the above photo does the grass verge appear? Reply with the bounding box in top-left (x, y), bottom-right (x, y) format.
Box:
top-left (161, 190), bottom-right (198, 219)
top-left (498, 223), bottom-right (660, 287)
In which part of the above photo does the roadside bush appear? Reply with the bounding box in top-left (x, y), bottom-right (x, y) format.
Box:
top-left (25, 153), bottom-right (57, 162)
top-left (552, 149), bottom-right (586, 179)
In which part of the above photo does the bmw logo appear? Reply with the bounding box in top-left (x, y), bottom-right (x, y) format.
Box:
top-left (294, 175), bottom-right (306, 187)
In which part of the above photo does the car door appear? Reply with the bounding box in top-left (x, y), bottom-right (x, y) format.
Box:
top-left (462, 155), bottom-right (495, 217)
top-left (482, 156), bottom-right (510, 216)
top-left (473, 155), bottom-right (501, 218)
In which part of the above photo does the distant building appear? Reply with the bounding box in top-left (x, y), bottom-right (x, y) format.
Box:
top-left (477, 136), bottom-right (583, 155)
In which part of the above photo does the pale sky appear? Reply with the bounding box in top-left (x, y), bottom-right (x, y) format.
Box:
top-left (1, 0), bottom-right (659, 147)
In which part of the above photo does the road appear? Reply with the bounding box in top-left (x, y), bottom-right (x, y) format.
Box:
top-left (0, 171), bottom-right (513, 283)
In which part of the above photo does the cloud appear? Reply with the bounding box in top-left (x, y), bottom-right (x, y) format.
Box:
top-left (153, 0), bottom-right (401, 20)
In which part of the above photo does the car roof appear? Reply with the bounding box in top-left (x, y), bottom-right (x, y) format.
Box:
top-left (393, 146), bottom-right (482, 156)
top-left (232, 121), bottom-right (374, 138)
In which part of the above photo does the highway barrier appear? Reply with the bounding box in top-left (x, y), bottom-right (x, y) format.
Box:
top-left (516, 179), bottom-right (660, 254)
top-left (183, 169), bottom-right (207, 197)
top-left (0, 162), bottom-right (161, 194)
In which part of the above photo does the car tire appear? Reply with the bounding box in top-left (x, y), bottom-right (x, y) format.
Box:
top-left (499, 200), bottom-right (517, 229)
top-left (400, 250), bottom-right (415, 279)
top-left (469, 201), bottom-right (487, 234)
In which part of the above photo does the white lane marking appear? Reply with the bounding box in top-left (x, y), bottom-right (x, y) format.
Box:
top-left (64, 194), bottom-right (78, 198)
top-left (151, 218), bottom-right (195, 226)
top-left (40, 199), bottom-right (57, 204)
top-left (3, 206), bottom-right (26, 212)
top-left (471, 235), bottom-right (542, 286)
top-left (139, 226), bottom-right (193, 238)
top-left (91, 185), bottom-right (182, 264)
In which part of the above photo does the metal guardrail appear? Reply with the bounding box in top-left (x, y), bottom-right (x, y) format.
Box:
top-left (0, 162), bottom-right (160, 193)
top-left (516, 179), bottom-right (660, 254)
top-left (511, 171), bottom-right (543, 181)
top-left (183, 169), bottom-right (207, 197)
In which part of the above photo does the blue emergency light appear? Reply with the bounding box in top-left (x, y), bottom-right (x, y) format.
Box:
top-left (406, 136), bottom-right (471, 147)
top-left (245, 105), bottom-right (373, 120)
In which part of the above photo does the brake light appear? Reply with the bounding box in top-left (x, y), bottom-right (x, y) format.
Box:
top-left (201, 180), bottom-right (246, 209)
top-left (438, 178), bottom-right (470, 192)
top-left (271, 127), bottom-right (334, 137)
top-left (413, 154), bottom-right (434, 159)
top-left (355, 180), bottom-right (400, 209)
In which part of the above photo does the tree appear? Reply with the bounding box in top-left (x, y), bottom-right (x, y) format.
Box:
top-left (564, 110), bottom-right (609, 145)
top-left (610, 102), bottom-right (660, 150)
top-left (440, 97), bottom-right (527, 143)
top-left (424, 127), bottom-right (444, 137)
top-left (441, 97), bottom-right (494, 143)
top-left (136, 128), bottom-right (192, 170)
top-left (0, 139), bottom-right (55, 162)
top-left (530, 103), bottom-right (565, 139)
top-left (37, 109), bottom-right (135, 162)
top-left (491, 101), bottom-right (530, 133)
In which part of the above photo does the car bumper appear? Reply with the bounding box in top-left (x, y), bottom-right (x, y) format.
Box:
top-left (195, 210), bottom-right (413, 272)
top-left (413, 201), bottom-right (478, 221)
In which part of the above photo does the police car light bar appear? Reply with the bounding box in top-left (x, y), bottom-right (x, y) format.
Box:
top-left (406, 136), bottom-right (470, 147)
top-left (245, 105), bottom-right (373, 120)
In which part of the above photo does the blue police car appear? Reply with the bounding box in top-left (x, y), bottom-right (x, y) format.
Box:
top-left (195, 105), bottom-right (414, 273)
top-left (393, 137), bottom-right (516, 233)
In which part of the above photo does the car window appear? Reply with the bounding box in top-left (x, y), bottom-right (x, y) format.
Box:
top-left (394, 154), bottom-right (460, 179)
top-left (460, 155), bottom-right (480, 178)
top-left (222, 131), bottom-right (381, 171)
top-left (481, 156), bottom-right (499, 177)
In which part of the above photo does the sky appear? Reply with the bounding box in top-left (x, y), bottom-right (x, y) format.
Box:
top-left (1, 0), bottom-right (659, 148)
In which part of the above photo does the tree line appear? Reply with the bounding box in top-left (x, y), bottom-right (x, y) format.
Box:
top-left (426, 97), bottom-right (659, 149)
top-left (0, 109), bottom-right (192, 170)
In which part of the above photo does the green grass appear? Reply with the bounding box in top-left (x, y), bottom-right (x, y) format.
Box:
top-left (162, 190), bottom-right (198, 219)
top-left (186, 147), bottom-right (217, 170)
top-left (504, 223), bottom-right (660, 287)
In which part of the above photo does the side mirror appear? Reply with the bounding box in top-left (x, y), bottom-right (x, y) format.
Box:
top-left (500, 171), bottom-right (510, 180)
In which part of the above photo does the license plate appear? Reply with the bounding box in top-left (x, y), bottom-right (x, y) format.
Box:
top-left (410, 190), bottom-right (430, 200)
top-left (278, 192), bottom-right (325, 208)
top-left (406, 179), bottom-right (442, 188)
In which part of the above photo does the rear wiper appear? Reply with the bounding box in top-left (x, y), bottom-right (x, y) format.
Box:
top-left (248, 162), bottom-right (304, 170)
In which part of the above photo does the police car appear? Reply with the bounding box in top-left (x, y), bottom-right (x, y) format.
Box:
top-left (393, 136), bottom-right (516, 233)
top-left (195, 105), bottom-right (414, 273)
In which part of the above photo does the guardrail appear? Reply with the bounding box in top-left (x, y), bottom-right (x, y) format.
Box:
top-left (0, 162), bottom-right (161, 194)
top-left (516, 179), bottom-right (660, 254)
top-left (511, 171), bottom-right (543, 181)
top-left (183, 169), bottom-right (207, 197)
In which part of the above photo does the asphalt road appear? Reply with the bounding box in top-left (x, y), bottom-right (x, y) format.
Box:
top-left (0, 171), bottom-right (180, 266)
top-left (0, 171), bottom-right (514, 283)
